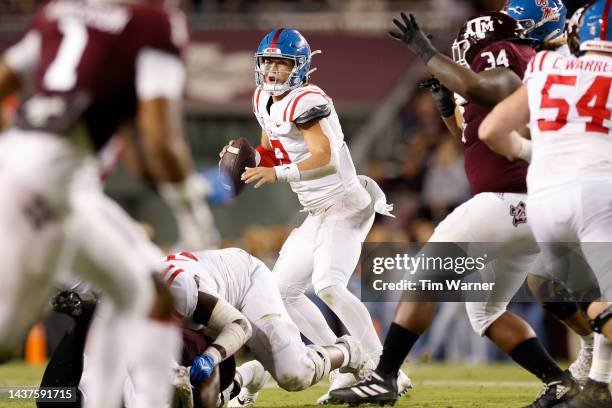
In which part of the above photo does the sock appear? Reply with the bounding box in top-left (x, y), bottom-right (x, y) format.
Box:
top-left (589, 333), bottom-right (612, 383)
top-left (318, 285), bottom-right (383, 361)
top-left (236, 360), bottom-right (266, 393)
top-left (510, 338), bottom-right (565, 384)
top-left (376, 323), bottom-right (419, 377)
top-left (282, 291), bottom-right (337, 345)
top-left (581, 333), bottom-right (594, 350)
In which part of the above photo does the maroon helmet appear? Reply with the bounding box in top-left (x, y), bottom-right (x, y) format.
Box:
top-left (452, 11), bottom-right (524, 67)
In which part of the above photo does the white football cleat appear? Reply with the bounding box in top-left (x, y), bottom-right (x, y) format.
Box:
top-left (316, 369), bottom-right (358, 405)
top-left (397, 369), bottom-right (413, 397)
top-left (568, 343), bottom-right (593, 386)
top-left (228, 361), bottom-right (270, 408)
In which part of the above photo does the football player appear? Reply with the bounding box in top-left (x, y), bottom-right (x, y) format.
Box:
top-left (330, 7), bottom-right (581, 408)
top-left (479, 0), bottom-right (612, 405)
top-left (219, 28), bottom-right (411, 402)
top-left (0, 1), bottom-right (206, 407)
top-left (163, 248), bottom-right (368, 405)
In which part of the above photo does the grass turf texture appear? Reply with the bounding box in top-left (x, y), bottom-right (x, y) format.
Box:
top-left (0, 361), bottom-right (543, 407)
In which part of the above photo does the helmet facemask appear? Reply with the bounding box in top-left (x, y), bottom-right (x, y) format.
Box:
top-left (255, 54), bottom-right (308, 96)
top-left (451, 39), bottom-right (471, 67)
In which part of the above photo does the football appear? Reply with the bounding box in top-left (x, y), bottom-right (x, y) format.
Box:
top-left (219, 137), bottom-right (256, 194)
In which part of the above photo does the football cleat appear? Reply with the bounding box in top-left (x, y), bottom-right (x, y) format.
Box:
top-left (568, 344), bottom-right (593, 386)
top-left (317, 370), bottom-right (358, 405)
top-left (51, 290), bottom-right (97, 319)
top-left (552, 378), bottom-right (612, 408)
top-left (396, 369), bottom-right (413, 398)
top-left (329, 370), bottom-right (398, 406)
top-left (524, 372), bottom-right (580, 408)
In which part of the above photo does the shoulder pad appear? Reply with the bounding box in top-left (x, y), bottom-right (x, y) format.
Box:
top-left (294, 104), bottom-right (331, 125)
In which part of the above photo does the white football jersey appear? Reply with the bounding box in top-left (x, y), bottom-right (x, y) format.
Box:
top-left (252, 84), bottom-right (360, 211)
top-left (163, 248), bottom-right (255, 329)
top-left (524, 51), bottom-right (612, 193)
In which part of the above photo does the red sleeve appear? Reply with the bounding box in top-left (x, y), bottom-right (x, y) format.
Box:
top-left (255, 145), bottom-right (278, 167)
top-left (470, 41), bottom-right (536, 79)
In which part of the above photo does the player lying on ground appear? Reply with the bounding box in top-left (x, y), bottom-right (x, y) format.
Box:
top-left (330, 5), bottom-right (588, 408)
top-left (38, 288), bottom-right (258, 408)
top-left (479, 1), bottom-right (612, 406)
top-left (164, 248), bottom-right (370, 406)
top-left (219, 28), bottom-right (411, 403)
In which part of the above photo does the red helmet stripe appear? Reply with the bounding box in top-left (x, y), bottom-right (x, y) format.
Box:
top-left (271, 28), bottom-right (285, 48)
top-left (602, 0), bottom-right (612, 40)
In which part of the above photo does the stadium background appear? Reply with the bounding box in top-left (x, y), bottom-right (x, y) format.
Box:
top-left (0, 0), bottom-right (588, 369)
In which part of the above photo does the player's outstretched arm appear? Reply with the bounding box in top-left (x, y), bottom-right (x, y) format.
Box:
top-left (390, 12), bottom-right (522, 107)
top-left (479, 84), bottom-right (531, 161)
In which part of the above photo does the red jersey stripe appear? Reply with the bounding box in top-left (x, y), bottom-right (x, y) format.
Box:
top-left (289, 91), bottom-right (331, 121)
top-left (179, 251), bottom-right (198, 261)
top-left (167, 268), bottom-right (184, 284)
top-left (538, 51), bottom-right (549, 72)
top-left (602, 0), bottom-right (612, 41)
top-left (528, 55), bottom-right (536, 75)
top-left (253, 88), bottom-right (262, 113)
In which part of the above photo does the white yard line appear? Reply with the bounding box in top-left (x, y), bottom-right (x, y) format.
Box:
top-left (262, 380), bottom-right (540, 388)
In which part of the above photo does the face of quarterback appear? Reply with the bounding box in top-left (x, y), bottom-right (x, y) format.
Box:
top-left (261, 57), bottom-right (294, 86)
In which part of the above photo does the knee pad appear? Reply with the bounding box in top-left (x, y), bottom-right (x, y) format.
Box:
top-left (591, 306), bottom-right (612, 334)
top-left (530, 277), bottom-right (579, 320)
top-left (465, 302), bottom-right (508, 337)
top-left (272, 344), bottom-right (319, 392)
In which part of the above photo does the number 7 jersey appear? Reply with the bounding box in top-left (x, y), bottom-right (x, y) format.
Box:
top-left (524, 51), bottom-right (612, 193)
top-left (252, 84), bottom-right (360, 211)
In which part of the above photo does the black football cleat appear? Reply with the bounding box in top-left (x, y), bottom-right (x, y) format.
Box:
top-left (51, 290), bottom-right (97, 319)
top-left (552, 378), bottom-right (612, 408)
top-left (329, 371), bottom-right (398, 406)
top-left (524, 372), bottom-right (580, 408)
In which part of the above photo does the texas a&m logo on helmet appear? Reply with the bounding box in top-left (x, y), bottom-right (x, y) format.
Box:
top-left (452, 11), bottom-right (523, 67)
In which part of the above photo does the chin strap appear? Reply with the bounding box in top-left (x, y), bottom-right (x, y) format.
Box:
top-left (591, 306), bottom-right (612, 334)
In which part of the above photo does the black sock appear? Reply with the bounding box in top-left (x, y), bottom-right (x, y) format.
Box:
top-left (509, 337), bottom-right (565, 384)
top-left (376, 323), bottom-right (420, 378)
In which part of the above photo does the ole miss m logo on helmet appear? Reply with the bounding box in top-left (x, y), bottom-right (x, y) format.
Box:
top-left (465, 16), bottom-right (495, 39)
top-left (535, 0), bottom-right (547, 6)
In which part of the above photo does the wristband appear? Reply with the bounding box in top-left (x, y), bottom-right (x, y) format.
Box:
top-left (274, 163), bottom-right (300, 182)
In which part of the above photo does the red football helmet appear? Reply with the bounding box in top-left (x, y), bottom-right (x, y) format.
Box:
top-left (452, 11), bottom-right (524, 67)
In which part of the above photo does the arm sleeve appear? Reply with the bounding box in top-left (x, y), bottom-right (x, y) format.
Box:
top-left (204, 298), bottom-right (252, 365)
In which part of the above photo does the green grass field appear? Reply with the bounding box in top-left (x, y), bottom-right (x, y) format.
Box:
top-left (0, 361), bottom-right (543, 407)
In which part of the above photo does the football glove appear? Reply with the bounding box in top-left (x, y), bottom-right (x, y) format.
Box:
top-left (189, 353), bottom-right (216, 384)
top-left (418, 77), bottom-right (456, 118)
top-left (389, 12), bottom-right (437, 64)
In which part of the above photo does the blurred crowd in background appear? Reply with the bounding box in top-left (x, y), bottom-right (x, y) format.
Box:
top-left (0, 0), bottom-right (589, 365)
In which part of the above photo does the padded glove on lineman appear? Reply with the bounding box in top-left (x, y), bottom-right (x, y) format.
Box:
top-left (418, 77), bottom-right (456, 118)
top-left (389, 12), bottom-right (437, 64)
top-left (189, 353), bottom-right (215, 383)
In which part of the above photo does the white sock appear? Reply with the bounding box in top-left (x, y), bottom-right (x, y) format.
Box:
top-left (317, 285), bottom-right (383, 361)
top-left (126, 319), bottom-right (182, 408)
top-left (589, 333), bottom-right (612, 383)
top-left (282, 292), bottom-right (337, 345)
top-left (236, 361), bottom-right (258, 392)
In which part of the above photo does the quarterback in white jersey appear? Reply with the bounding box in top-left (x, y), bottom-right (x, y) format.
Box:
top-left (220, 28), bottom-right (411, 401)
top-left (163, 248), bottom-right (368, 396)
top-left (479, 0), bottom-right (612, 403)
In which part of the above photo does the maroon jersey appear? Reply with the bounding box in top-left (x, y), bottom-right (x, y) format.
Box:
top-left (461, 40), bottom-right (535, 195)
top-left (15, 0), bottom-right (187, 152)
